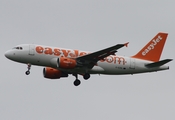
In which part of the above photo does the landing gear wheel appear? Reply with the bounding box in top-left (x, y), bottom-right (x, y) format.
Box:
top-left (25, 71), bottom-right (30, 75)
top-left (83, 73), bottom-right (90, 80)
top-left (25, 63), bottom-right (31, 75)
top-left (74, 79), bottom-right (81, 86)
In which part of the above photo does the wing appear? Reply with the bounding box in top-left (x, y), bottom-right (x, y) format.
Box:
top-left (76, 42), bottom-right (129, 68)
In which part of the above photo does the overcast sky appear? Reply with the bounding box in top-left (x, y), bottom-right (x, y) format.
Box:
top-left (0, 0), bottom-right (174, 120)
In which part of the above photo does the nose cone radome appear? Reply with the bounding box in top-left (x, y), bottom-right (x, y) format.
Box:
top-left (4, 50), bottom-right (12, 59)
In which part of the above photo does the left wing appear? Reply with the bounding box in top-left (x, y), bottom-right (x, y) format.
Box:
top-left (76, 42), bottom-right (129, 68)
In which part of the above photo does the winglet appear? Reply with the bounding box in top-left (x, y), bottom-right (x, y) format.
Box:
top-left (124, 42), bottom-right (129, 47)
top-left (132, 32), bottom-right (168, 62)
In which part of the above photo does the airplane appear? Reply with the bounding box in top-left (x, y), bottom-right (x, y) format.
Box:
top-left (4, 32), bottom-right (172, 86)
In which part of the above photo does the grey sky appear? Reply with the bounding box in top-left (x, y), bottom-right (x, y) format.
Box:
top-left (0, 0), bottom-right (174, 120)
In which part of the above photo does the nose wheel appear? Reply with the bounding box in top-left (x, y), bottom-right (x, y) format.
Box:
top-left (25, 70), bottom-right (30, 75)
top-left (25, 63), bottom-right (31, 75)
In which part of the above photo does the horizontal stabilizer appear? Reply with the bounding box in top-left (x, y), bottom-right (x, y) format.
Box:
top-left (145, 59), bottom-right (173, 68)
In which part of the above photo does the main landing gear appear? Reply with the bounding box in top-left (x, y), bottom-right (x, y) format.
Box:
top-left (73, 73), bottom-right (90, 86)
top-left (73, 74), bottom-right (81, 86)
top-left (83, 73), bottom-right (90, 80)
top-left (25, 63), bottom-right (31, 75)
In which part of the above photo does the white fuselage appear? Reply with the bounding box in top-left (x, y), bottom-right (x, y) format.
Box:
top-left (5, 44), bottom-right (169, 75)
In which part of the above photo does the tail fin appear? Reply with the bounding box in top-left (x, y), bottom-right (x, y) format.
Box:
top-left (132, 32), bottom-right (168, 62)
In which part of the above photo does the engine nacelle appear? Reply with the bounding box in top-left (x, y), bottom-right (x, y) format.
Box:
top-left (57, 57), bottom-right (77, 69)
top-left (43, 67), bottom-right (68, 79)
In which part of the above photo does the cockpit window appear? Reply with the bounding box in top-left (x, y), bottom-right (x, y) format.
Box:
top-left (13, 47), bottom-right (23, 50)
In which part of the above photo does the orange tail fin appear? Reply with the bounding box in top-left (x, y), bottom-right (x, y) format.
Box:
top-left (132, 32), bottom-right (168, 62)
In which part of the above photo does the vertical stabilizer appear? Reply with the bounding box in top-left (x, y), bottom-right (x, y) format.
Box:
top-left (132, 32), bottom-right (168, 62)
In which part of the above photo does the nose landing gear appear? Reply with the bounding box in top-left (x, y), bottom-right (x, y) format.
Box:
top-left (25, 63), bottom-right (31, 75)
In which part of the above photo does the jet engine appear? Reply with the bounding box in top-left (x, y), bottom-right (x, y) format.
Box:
top-left (43, 67), bottom-right (68, 79)
top-left (57, 57), bottom-right (77, 69)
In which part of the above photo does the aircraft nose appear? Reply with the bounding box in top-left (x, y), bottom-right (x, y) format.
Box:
top-left (4, 50), bottom-right (12, 59)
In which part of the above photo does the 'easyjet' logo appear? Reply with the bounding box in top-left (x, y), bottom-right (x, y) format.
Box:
top-left (36, 46), bottom-right (86, 58)
top-left (142, 36), bottom-right (162, 56)
top-left (35, 46), bottom-right (126, 65)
